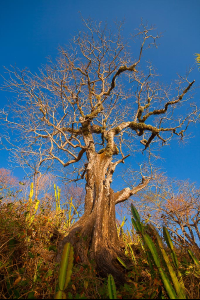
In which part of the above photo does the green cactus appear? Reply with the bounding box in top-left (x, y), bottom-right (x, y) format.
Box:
top-left (163, 226), bottom-right (185, 292)
top-left (54, 184), bottom-right (61, 212)
top-left (163, 227), bottom-right (179, 269)
top-left (131, 204), bottom-right (145, 234)
top-left (108, 274), bottom-right (117, 299)
top-left (29, 199), bottom-right (40, 225)
top-left (147, 224), bottom-right (186, 299)
top-left (67, 197), bottom-right (72, 227)
top-left (26, 183), bottom-right (40, 226)
top-left (143, 233), bottom-right (177, 299)
top-left (188, 249), bottom-right (200, 267)
top-left (186, 249), bottom-right (200, 278)
top-left (54, 243), bottom-right (74, 299)
top-left (117, 257), bottom-right (127, 269)
top-left (117, 216), bottom-right (126, 237)
top-left (131, 204), bottom-right (155, 276)
top-left (29, 182), bottom-right (34, 203)
top-left (127, 242), bottom-right (137, 264)
top-left (131, 203), bottom-right (141, 222)
top-left (66, 197), bottom-right (79, 228)
top-left (131, 204), bottom-right (186, 299)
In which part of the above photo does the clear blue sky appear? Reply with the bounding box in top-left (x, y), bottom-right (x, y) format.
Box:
top-left (0, 0), bottom-right (200, 187)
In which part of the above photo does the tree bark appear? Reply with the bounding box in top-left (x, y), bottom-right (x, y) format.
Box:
top-left (56, 151), bottom-right (148, 283)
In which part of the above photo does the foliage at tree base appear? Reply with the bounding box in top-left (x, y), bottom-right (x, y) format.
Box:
top-left (0, 196), bottom-right (200, 299)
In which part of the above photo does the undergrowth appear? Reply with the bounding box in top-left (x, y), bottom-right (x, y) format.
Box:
top-left (0, 190), bottom-right (200, 299)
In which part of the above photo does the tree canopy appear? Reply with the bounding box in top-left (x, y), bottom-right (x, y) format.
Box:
top-left (0, 19), bottom-right (198, 282)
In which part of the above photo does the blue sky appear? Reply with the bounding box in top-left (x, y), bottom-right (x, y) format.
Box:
top-left (0, 0), bottom-right (200, 188)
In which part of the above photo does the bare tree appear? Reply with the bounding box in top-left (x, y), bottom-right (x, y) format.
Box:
top-left (0, 168), bottom-right (18, 202)
top-left (162, 190), bottom-right (200, 253)
top-left (0, 20), bottom-right (198, 282)
top-left (130, 176), bottom-right (200, 253)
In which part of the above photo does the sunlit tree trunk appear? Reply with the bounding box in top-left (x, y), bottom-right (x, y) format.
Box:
top-left (57, 145), bottom-right (149, 282)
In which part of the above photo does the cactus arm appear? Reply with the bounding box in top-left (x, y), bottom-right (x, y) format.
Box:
top-left (71, 203), bottom-right (79, 217)
top-left (188, 249), bottom-right (200, 267)
top-left (29, 182), bottom-right (34, 203)
top-left (143, 234), bottom-right (177, 299)
top-left (131, 218), bottom-right (142, 233)
top-left (163, 227), bottom-right (185, 293)
top-left (54, 243), bottom-right (74, 299)
top-left (29, 199), bottom-right (40, 225)
top-left (131, 203), bottom-right (141, 222)
top-left (54, 184), bottom-right (58, 212)
top-left (56, 187), bottom-right (61, 210)
top-left (148, 225), bottom-right (186, 299)
top-left (64, 244), bottom-right (74, 289)
top-left (117, 257), bottom-right (127, 268)
top-left (58, 243), bottom-right (74, 291)
top-left (108, 274), bottom-right (117, 299)
top-left (163, 227), bottom-right (179, 269)
top-left (127, 243), bottom-right (137, 264)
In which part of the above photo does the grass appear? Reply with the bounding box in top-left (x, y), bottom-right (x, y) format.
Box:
top-left (0, 191), bottom-right (200, 299)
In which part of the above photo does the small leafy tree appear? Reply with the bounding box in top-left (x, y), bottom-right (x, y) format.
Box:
top-left (0, 20), bottom-right (198, 281)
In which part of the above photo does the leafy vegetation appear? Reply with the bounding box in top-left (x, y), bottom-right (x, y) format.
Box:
top-left (0, 174), bottom-right (200, 299)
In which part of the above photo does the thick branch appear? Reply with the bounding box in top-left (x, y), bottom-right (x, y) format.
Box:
top-left (115, 177), bottom-right (151, 204)
top-left (139, 80), bottom-right (195, 123)
top-left (104, 64), bottom-right (138, 96)
top-left (49, 148), bottom-right (86, 167)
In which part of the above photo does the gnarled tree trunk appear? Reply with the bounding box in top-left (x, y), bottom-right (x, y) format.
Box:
top-left (57, 149), bottom-right (149, 283)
